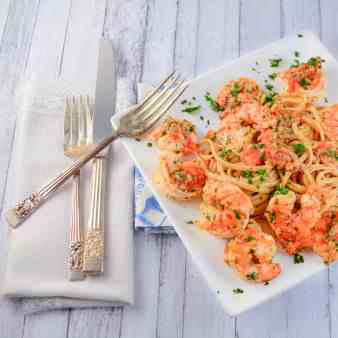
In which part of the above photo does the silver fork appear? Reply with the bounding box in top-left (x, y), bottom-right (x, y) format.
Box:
top-left (64, 96), bottom-right (93, 281)
top-left (5, 72), bottom-right (188, 228)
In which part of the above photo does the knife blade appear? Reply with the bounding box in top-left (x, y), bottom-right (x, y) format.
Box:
top-left (93, 38), bottom-right (117, 143)
top-left (83, 39), bottom-right (117, 274)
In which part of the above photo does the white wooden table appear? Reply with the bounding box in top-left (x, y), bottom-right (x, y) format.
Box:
top-left (0, 1), bottom-right (338, 337)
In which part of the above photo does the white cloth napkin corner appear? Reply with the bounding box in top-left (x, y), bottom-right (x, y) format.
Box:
top-left (1, 78), bottom-right (135, 313)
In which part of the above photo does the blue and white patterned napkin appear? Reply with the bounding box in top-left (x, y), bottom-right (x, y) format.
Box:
top-left (134, 84), bottom-right (175, 234)
top-left (134, 167), bottom-right (175, 234)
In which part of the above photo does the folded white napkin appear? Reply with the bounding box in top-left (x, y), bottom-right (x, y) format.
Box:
top-left (1, 78), bottom-right (135, 313)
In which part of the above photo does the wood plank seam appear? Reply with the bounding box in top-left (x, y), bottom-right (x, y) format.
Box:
top-left (23, 0), bottom-right (41, 73)
top-left (57, 0), bottom-right (73, 77)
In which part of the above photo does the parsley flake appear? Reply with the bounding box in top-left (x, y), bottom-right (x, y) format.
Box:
top-left (299, 78), bottom-right (310, 89)
top-left (219, 148), bottom-right (232, 160)
top-left (234, 210), bottom-right (241, 220)
top-left (246, 272), bottom-right (257, 281)
top-left (269, 73), bottom-right (277, 80)
top-left (231, 83), bottom-right (241, 97)
top-left (246, 236), bottom-right (256, 242)
top-left (270, 58), bottom-right (283, 67)
top-left (274, 185), bottom-right (289, 196)
top-left (293, 143), bottom-right (306, 156)
top-left (204, 93), bottom-right (223, 112)
top-left (241, 170), bottom-right (253, 184)
top-left (182, 105), bottom-right (201, 114)
top-left (186, 220), bottom-right (194, 224)
top-left (294, 51), bottom-right (300, 57)
top-left (256, 169), bottom-right (268, 182)
top-left (327, 149), bottom-right (338, 160)
top-left (265, 84), bottom-right (274, 91)
top-left (297, 34), bottom-right (303, 38)
top-left (294, 253), bottom-right (304, 264)
top-left (147, 142), bottom-right (153, 147)
top-left (233, 288), bottom-right (244, 294)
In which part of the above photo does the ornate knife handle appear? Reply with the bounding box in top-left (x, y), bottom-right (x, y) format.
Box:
top-left (83, 154), bottom-right (106, 275)
top-left (5, 132), bottom-right (117, 228)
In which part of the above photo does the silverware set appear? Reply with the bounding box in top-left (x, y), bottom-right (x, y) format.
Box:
top-left (4, 39), bottom-right (188, 281)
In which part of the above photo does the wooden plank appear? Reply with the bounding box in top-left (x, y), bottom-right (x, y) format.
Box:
top-left (23, 312), bottom-right (69, 338)
top-left (195, 0), bottom-right (239, 74)
top-left (142, 0), bottom-right (177, 83)
top-left (182, 1), bottom-right (238, 337)
top-left (24, 0), bottom-right (72, 80)
top-left (236, 2), bottom-right (287, 338)
top-left (240, 0), bottom-right (281, 54)
top-left (320, 0), bottom-right (338, 56)
top-left (58, 0), bottom-right (106, 87)
top-left (319, 4), bottom-right (338, 337)
top-left (0, 0), bottom-right (10, 41)
top-left (119, 233), bottom-right (161, 338)
top-left (0, 0), bottom-right (40, 95)
top-left (0, 1), bottom-right (40, 337)
top-left (282, 0), bottom-right (321, 36)
top-left (156, 237), bottom-right (186, 338)
top-left (183, 257), bottom-right (235, 338)
top-left (68, 308), bottom-right (122, 338)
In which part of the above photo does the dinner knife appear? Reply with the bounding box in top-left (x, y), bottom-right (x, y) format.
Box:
top-left (82, 39), bottom-right (117, 274)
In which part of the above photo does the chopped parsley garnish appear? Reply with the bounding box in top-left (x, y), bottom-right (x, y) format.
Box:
top-left (135, 138), bottom-right (141, 142)
top-left (294, 253), bottom-right (304, 264)
top-left (233, 288), bottom-right (244, 294)
top-left (234, 210), bottom-right (241, 220)
top-left (188, 125), bottom-right (195, 132)
top-left (256, 169), bottom-right (268, 182)
top-left (231, 83), bottom-right (241, 97)
top-left (291, 59), bottom-right (300, 68)
top-left (219, 147), bottom-right (232, 159)
top-left (186, 220), bottom-right (194, 224)
top-left (241, 170), bottom-right (253, 184)
top-left (147, 142), bottom-right (153, 147)
top-left (327, 149), bottom-right (338, 160)
top-left (274, 185), bottom-right (289, 195)
top-left (292, 143), bottom-right (306, 156)
top-left (297, 34), bottom-right (303, 38)
top-left (265, 84), bottom-right (274, 91)
top-left (246, 236), bottom-right (256, 242)
top-left (294, 51), bottom-right (300, 57)
top-left (271, 212), bottom-right (276, 223)
top-left (200, 115), bottom-right (204, 120)
top-left (182, 105), bottom-right (201, 114)
top-left (263, 92), bottom-right (277, 106)
top-left (324, 97), bottom-right (329, 103)
top-left (181, 99), bottom-right (187, 105)
top-left (174, 171), bottom-right (186, 180)
top-left (299, 78), bottom-right (310, 89)
top-left (269, 72), bottom-right (277, 80)
top-left (270, 58), bottom-right (283, 67)
top-left (307, 57), bottom-right (320, 67)
top-left (204, 93), bottom-right (223, 112)
top-left (246, 272), bottom-right (257, 281)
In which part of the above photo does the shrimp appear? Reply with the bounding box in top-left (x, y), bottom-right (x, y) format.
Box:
top-left (154, 155), bottom-right (206, 201)
top-left (224, 220), bottom-right (281, 283)
top-left (279, 57), bottom-right (325, 98)
top-left (314, 141), bottom-right (338, 167)
top-left (320, 104), bottom-right (338, 141)
top-left (265, 184), bottom-right (331, 255)
top-left (148, 117), bottom-right (198, 156)
top-left (240, 144), bottom-right (264, 166)
top-left (216, 77), bottom-right (263, 118)
top-left (197, 180), bottom-right (254, 238)
top-left (312, 211), bottom-right (338, 264)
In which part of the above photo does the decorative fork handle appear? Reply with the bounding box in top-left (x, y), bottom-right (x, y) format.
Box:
top-left (5, 131), bottom-right (117, 228)
top-left (83, 155), bottom-right (106, 274)
top-left (68, 172), bottom-right (85, 281)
